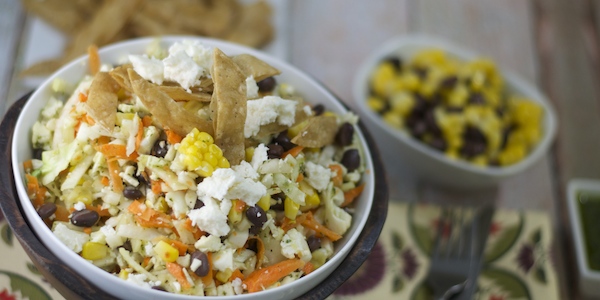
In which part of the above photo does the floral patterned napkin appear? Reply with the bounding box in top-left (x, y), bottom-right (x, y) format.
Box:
top-left (0, 201), bottom-right (560, 300)
top-left (329, 201), bottom-right (560, 300)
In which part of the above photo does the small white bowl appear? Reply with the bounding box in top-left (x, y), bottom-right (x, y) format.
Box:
top-left (567, 179), bottom-right (600, 298)
top-left (353, 35), bottom-right (557, 189)
top-left (11, 36), bottom-right (378, 299)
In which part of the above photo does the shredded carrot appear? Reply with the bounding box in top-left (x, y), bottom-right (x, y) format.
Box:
top-left (299, 211), bottom-right (342, 242)
top-left (142, 115), bottom-right (153, 127)
top-left (165, 128), bottom-right (183, 145)
top-left (128, 201), bottom-right (172, 229)
top-left (83, 227), bottom-right (92, 235)
top-left (101, 176), bottom-right (110, 186)
top-left (280, 217), bottom-right (297, 232)
top-left (302, 261), bottom-right (315, 275)
top-left (23, 160), bottom-right (33, 173)
top-left (84, 114), bottom-right (95, 125)
top-left (183, 218), bottom-right (205, 240)
top-left (78, 92), bottom-right (88, 102)
top-left (282, 146), bottom-right (304, 158)
top-left (234, 199), bottom-right (246, 213)
top-left (329, 164), bottom-right (343, 187)
top-left (25, 174), bottom-right (44, 208)
top-left (201, 252), bottom-right (213, 286)
top-left (97, 136), bottom-right (111, 145)
top-left (97, 144), bottom-right (138, 160)
top-left (296, 173), bottom-right (304, 182)
top-left (135, 118), bottom-right (144, 151)
top-left (54, 205), bottom-right (70, 222)
top-left (107, 158), bottom-right (124, 193)
top-left (230, 269), bottom-right (244, 282)
top-left (86, 204), bottom-right (111, 217)
top-left (142, 256), bottom-right (152, 268)
top-left (166, 262), bottom-right (191, 290)
top-left (151, 180), bottom-right (163, 194)
top-left (246, 237), bottom-right (265, 268)
top-left (341, 184), bottom-right (365, 207)
top-left (243, 259), bottom-right (305, 293)
top-left (166, 238), bottom-right (188, 256)
top-left (87, 44), bottom-right (100, 75)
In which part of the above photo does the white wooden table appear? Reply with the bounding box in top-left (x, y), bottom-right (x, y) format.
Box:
top-left (3, 0), bottom-right (599, 298)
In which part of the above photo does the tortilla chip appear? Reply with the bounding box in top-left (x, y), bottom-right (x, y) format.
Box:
top-left (128, 69), bottom-right (214, 136)
top-left (211, 48), bottom-right (247, 165)
top-left (21, 0), bottom-right (88, 35)
top-left (158, 86), bottom-right (212, 102)
top-left (109, 64), bottom-right (133, 92)
top-left (232, 54), bottom-right (280, 82)
top-left (85, 72), bottom-right (120, 132)
top-left (88, 44), bottom-right (101, 75)
top-left (291, 116), bottom-right (338, 148)
top-left (226, 1), bottom-right (273, 48)
top-left (252, 97), bottom-right (312, 142)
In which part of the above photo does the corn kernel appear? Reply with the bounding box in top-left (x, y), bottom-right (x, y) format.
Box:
top-left (216, 269), bottom-right (233, 283)
top-left (498, 144), bottom-right (526, 166)
top-left (257, 194), bottom-right (271, 212)
top-left (119, 269), bottom-right (129, 280)
top-left (228, 200), bottom-right (243, 224)
top-left (288, 120), bottom-right (309, 138)
top-left (371, 62), bottom-right (396, 96)
top-left (301, 190), bottom-right (320, 212)
top-left (154, 240), bottom-right (179, 263)
top-left (82, 242), bottom-right (109, 260)
top-left (367, 96), bottom-right (386, 112)
top-left (382, 112), bottom-right (403, 129)
top-left (390, 92), bottom-right (415, 117)
top-left (284, 197), bottom-right (300, 220)
top-left (178, 129), bottom-right (228, 177)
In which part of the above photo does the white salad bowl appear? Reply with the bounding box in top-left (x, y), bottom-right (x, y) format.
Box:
top-left (10, 36), bottom-right (383, 300)
top-left (353, 34), bottom-right (557, 189)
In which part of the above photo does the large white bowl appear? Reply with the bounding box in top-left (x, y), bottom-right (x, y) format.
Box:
top-left (567, 179), bottom-right (600, 298)
top-left (353, 35), bottom-right (557, 189)
top-left (11, 36), bottom-right (377, 300)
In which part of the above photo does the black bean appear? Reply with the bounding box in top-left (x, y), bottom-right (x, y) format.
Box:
top-left (307, 235), bottom-right (321, 252)
top-left (270, 193), bottom-right (285, 211)
top-left (37, 203), bottom-right (57, 219)
top-left (446, 106), bottom-right (464, 113)
top-left (335, 122), bottom-right (354, 146)
top-left (460, 126), bottom-right (487, 158)
top-left (123, 186), bottom-right (144, 200)
top-left (312, 104), bottom-right (325, 116)
top-left (412, 66), bottom-right (428, 79)
top-left (190, 251), bottom-right (210, 277)
top-left (246, 206), bottom-right (267, 229)
top-left (151, 285), bottom-right (167, 292)
top-left (440, 75), bottom-right (458, 89)
top-left (70, 209), bottom-right (100, 227)
top-left (267, 144), bottom-right (284, 159)
top-left (257, 77), bottom-right (277, 93)
top-left (341, 149), bottom-right (360, 172)
top-left (385, 56), bottom-right (403, 70)
top-left (136, 171), bottom-right (149, 186)
top-left (274, 131), bottom-right (296, 151)
top-left (429, 137), bottom-right (448, 152)
top-left (151, 139), bottom-right (168, 157)
top-left (424, 109), bottom-right (441, 136)
top-left (407, 119), bottom-right (427, 138)
top-left (468, 92), bottom-right (486, 105)
top-left (121, 240), bottom-right (133, 252)
top-left (194, 199), bottom-right (205, 209)
top-left (33, 148), bottom-right (44, 160)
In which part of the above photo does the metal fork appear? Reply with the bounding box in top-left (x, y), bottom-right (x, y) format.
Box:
top-left (426, 207), bottom-right (477, 300)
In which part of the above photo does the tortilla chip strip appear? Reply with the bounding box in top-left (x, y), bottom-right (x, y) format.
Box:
top-left (158, 86), bottom-right (212, 102)
top-left (232, 54), bottom-right (280, 82)
top-left (88, 45), bottom-right (101, 75)
top-left (85, 72), bottom-right (120, 132)
top-left (291, 116), bottom-right (339, 148)
top-left (128, 69), bottom-right (214, 137)
top-left (21, 0), bottom-right (88, 35)
top-left (109, 64), bottom-right (133, 92)
top-left (212, 48), bottom-right (247, 165)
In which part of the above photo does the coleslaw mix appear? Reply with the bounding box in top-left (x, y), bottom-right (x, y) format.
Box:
top-left (24, 40), bottom-right (366, 296)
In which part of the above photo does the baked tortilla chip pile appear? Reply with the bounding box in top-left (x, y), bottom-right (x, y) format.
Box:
top-left (20, 0), bottom-right (274, 76)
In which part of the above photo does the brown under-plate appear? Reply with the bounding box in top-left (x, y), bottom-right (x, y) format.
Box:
top-left (0, 92), bottom-right (389, 300)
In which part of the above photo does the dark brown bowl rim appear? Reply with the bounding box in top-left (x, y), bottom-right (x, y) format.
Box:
top-left (0, 91), bottom-right (389, 300)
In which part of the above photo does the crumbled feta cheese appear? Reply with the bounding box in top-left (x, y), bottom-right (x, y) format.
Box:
top-left (190, 257), bottom-right (203, 272)
top-left (216, 282), bottom-right (236, 296)
top-left (232, 278), bottom-right (243, 295)
top-left (129, 54), bottom-right (164, 85)
top-left (168, 40), bottom-right (212, 72)
top-left (126, 273), bottom-right (153, 288)
top-left (232, 161), bottom-right (258, 180)
top-left (197, 165), bottom-right (266, 206)
top-left (280, 228), bottom-right (312, 262)
top-left (53, 223), bottom-right (89, 253)
top-left (100, 225), bottom-right (124, 249)
top-left (197, 168), bottom-right (236, 200)
top-left (194, 235), bottom-right (223, 252)
top-left (246, 76), bottom-right (259, 99)
top-left (188, 198), bottom-right (230, 236)
top-left (304, 161), bottom-right (332, 192)
top-left (163, 50), bottom-right (202, 92)
top-left (244, 96), bottom-right (297, 138)
top-left (74, 201), bottom-right (86, 211)
top-left (251, 144), bottom-right (269, 170)
top-left (303, 104), bottom-right (313, 116)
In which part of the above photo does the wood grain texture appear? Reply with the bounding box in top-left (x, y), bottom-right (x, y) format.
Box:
top-left (0, 1), bottom-right (25, 117)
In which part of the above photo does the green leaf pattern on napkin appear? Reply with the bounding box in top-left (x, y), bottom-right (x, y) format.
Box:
top-left (0, 271), bottom-right (52, 300)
